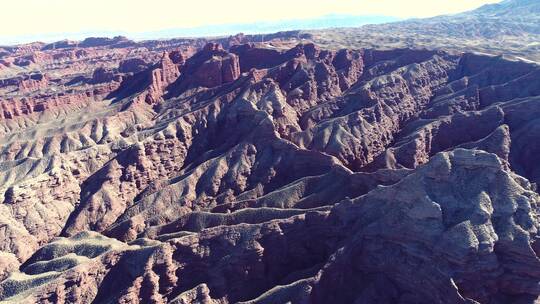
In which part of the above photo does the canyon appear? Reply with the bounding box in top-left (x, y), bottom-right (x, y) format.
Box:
top-left (0, 0), bottom-right (539, 303)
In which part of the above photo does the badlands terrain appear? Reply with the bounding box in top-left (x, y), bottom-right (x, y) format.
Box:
top-left (0, 0), bottom-right (539, 303)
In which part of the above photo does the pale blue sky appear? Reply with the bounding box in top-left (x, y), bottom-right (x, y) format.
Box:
top-left (0, 0), bottom-right (500, 44)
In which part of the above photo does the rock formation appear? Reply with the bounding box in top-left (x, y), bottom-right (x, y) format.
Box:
top-left (0, 37), bottom-right (539, 303)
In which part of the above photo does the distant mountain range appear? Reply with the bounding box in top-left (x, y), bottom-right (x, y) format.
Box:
top-left (303, 0), bottom-right (540, 62)
top-left (0, 15), bottom-right (399, 45)
top-left (129, 15), bottom-right (401, 40)
top-left (476, 0), bottom-right (540, 16)
top-left (4, 0), bottom-right (539, 64)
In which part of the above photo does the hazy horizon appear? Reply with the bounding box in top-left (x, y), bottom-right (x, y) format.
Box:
top-left (0, 14), bottom-right (402, 46)
top-left (0, 0), bottom-right (500, 45)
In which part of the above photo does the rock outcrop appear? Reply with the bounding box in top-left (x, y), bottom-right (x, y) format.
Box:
top-left (91, 67), bottom-right (118, 84)
top-left (119, 58), bottom-right (149, 74)
top-left (167, 43), bottom-right (241, 96)
top-left (0, 40), bottom-right (539, 303)
top-left (1, 150), bottom-right (538, 304)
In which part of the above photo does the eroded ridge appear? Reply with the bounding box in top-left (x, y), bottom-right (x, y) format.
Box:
top-left (0, 40), bottom-right (539, 303)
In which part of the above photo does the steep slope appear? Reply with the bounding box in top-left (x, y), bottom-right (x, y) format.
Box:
top-left (0, 149), bottom-right (538, 303)
top-left (0, 40), bottom-right (539, 303)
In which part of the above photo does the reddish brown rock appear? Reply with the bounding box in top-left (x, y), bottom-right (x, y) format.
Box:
top-left (191, 52), bottom-right (240, 87)
top-left (119, 58), bottom-right (148, 73)
top-left (230, 43), bottom-right (285, 72)
top-left (167, 43), bottom-right (241, 96)
top-left (0, 39), bottom-right (540, 304)
top-left (80, 36), bottom-right (134, 48)
top-left (17, 73), bottom-right (48, 93)
top-left (51, 48), bottom-right (89, 61)
top-left (168, 49), bottom-right (185, 65)
top-left (13, 51), bottom-right (53, 66)
top-left (91, 67), bottom-right (116, 84)
top-left (145, 52), bottom-right (181, 104)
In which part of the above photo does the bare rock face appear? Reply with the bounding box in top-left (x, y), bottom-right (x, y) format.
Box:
top-left (167, 43), bottom-right (241, 95)
top-left (230, 43), bottom-right (286, 72)
top-left (0, 73), bottom-right (49, 93)
top-left (91, 67), bottom-right (117, 84)
top-left (0, 253), bottom-right (19, 282)
top-left (1, 150), bottom-right (538, 304)
top-left (0, 40), bottom-right (539, 303)
top-left (13, 51), bottom-right (53, 67)
top-left (118, 58), bottom-right (148, 74)
top-left (367, 106), bottom-right (506, 170)
top-left (455, 124), bottom-right (511, 163)
top-left (17, 73), bottom-right (48, 93)
top-left (79, 36), bottom-right (134, 48)
top-left (109, 50), bottom-right (182, 106)
top-left (145, 52), bottom-right (181, 104)
top-left (311, 149), bottom-right (540, 304)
